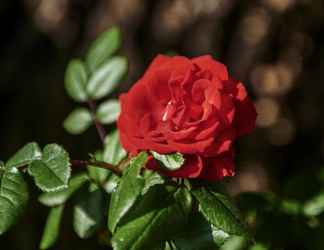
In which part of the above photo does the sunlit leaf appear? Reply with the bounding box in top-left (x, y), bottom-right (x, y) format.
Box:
top-left (86, 56), bottom-right (127, 99)
top-left (86, 26), bottom-right (121, 72)
top-left (6, 142), bottom-right (42, 169)
top-left (0, 168), bottom-right (29, 235)
top-left (63, 108), bottom-right (92, 135)
top-left (103, 130), bottom-right (127, 165)
top-left (38, 172), bottom-right (89, 207)
top-left (151, 151), bottom-right (185, 171)
top-left (65, 59), bottom-right (88, 102)
top-left (28, 144), bottom-right (71, 192)
top-left (108, 152), bottom-right (147, 233)
top-left (40, 205), bottom-right (64, 249)
top-left (96, 99), bottom-right (120, 124)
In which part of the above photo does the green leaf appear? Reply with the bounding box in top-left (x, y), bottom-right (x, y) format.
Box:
top-left (219, 236), bottom-right (249, 250)
top-left (249, 243), bottom-right (268, 250)
top-left (63, 108), bottom-right (92, 135)
top-left (96, 99), bottom-right (120, 124)
top-left (192, 188), bottom-right (249, 246)
top-left (73, 184), bottom-right (105, 239)
top-left (6, 142), bottom-right (42, 169)
top-left (40, 205), bottom-right (64, 249)
top-left (151, 151), bottom-right (185, 171)
top-left (28, 144), bottom-right (71, 192)
top-left (103, 174), bottom-right (120, 194)
top-left (103, 130), bottom-right (127, 165)
top-left (303, 192), bottom-right (324, 217)
top-left (38, 172), bottom-right (89, 207)
top-left (111, 186), bottom-right (188, 250)
top-left (142, 170), bottom-right (165, 195)
top-left (86, 56), bottom-right (127, 99)
top-left (65, 59), bottom-right (88, 102)
top-left (172, 214), bottom-right (219, 250)
top-left (108, 152), bottom-right (147, 232)
top-left (0, 168), bottom-right (29, 235)
top-left (174, 188), bottom-right (192, 217)
top-left (86, 26), bottom-right (121, 72)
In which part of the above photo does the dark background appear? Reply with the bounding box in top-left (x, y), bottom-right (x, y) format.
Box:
top-left (1, 0), bottom-right (324, 249)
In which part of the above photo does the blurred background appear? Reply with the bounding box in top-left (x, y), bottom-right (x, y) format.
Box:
top-left (1, 0), bottom-right (324, 249)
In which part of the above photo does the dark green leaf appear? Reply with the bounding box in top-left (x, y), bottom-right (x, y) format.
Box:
top-left (86, 26), bottom-right (121, 72)
top-left (96, 99), bottom-right (120, 124)
top-left (103, 130), bottom-right (126, 165)
top-left (38, 172), bottom-right (89, 207)
top-left (111, 186), bottom-right (187, 250)
top-left (86, 56), bottom-right (127, 99)
top-left (219, 236), bottom-right (249, 250)
top-left (63, 108), bottom-right (92, 135)
top-left (151, 151), bottom-right (185, 171)
top-left (0, 168), bottom-right (29, 235)
top-left (40, 205), bottom-right (64, 249)
top-left (73, 184), bottom-right (105, 239)
top-left (28, 144), bottom-right (71, 192)
top-left (249, 243), bottom-right (268, 250)
top-left (142, 170), bottom-right (165, 195)
top-left (192, 188), bottom-right (249, 246)
top-left (303, 192), bottom-right (324, 217)
top-left (65, 59), bottom-right (88, 102)
top-left (6, 142), bottom-right (42, 169)
top-left (172, 214), bottom-right (219, 250)
top-left (108, 152), bottom-right (147, 232)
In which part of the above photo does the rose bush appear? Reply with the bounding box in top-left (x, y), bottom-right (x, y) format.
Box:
top-left (118, 55), bottom-right (257, 180)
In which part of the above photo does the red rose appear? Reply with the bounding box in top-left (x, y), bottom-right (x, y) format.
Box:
top-left (117, 55), bottom-right (256, 180)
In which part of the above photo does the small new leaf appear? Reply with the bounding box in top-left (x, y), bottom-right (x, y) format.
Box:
top-left (40, 205), bottom-right (64, 250)
top-left (28, 144), bottom-right (71, 192)
top-left (151, 151), bottom-right (185, 171)
top-left (86, 26), bottom-right (121, 72)
top-left (86, 56), bottom-right (127, 99)
top-left (6, 142), bottom-right (42, 169)
top-left (65, 59), bottom-right (88, 102)
top-left (63, 108), bottom-right (92, 135)
top-left (0, 168), bottom-right (29, 235)
top-left (96, 99), bottom-right (120, 124)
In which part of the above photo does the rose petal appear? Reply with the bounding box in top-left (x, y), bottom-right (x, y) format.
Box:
top-left (192, 55), bottom-right (229, 80)
top-left (199, 151), bottom-right (235, 180)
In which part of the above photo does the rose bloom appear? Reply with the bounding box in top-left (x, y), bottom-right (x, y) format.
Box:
top-left (117, 55), bottom-right (256, 180)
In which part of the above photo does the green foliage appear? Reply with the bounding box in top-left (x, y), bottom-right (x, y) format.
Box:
top-left (38, 172), bottom-right (89, 207)
top-left (6, 142), bottom-right (42, 169)
top-left (96, 99), bottom-right (120, 124)
top-left (28, 144), bottom-right (71, 192)
top-left (65, 59), bottom-right (88, 102)
top-left (0, 168), bottom-right (29, 235)
top-left (86, 56), bottom-right (127, 99)
top-left (86, 26), bottom-right (121, 73)
top-left (63, 108), bottom-right (92, 134)
top-left (108, 152), bottom-right (148, 233)
top-left (151, 151), bottom-right (185, 171)
top-left (111, 185), bottom-right (190, 250)
top-left (40, 205), bottom-right (64, 249)
top-left (192, 188), bottom-right (250, 246)
top-left (73, 184), bottom-right (105, 239)
top-left (103, 130), bottom-right (127, 165)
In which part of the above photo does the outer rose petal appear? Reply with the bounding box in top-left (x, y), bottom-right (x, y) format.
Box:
top-left (147, 154), bottom-right (203, 178)
top-left (199, 151), bottom-right (235, 181)
top-left (235, 83), bottom-right (257, 136)
top-left (192, 55), bottom-right (229, 80)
